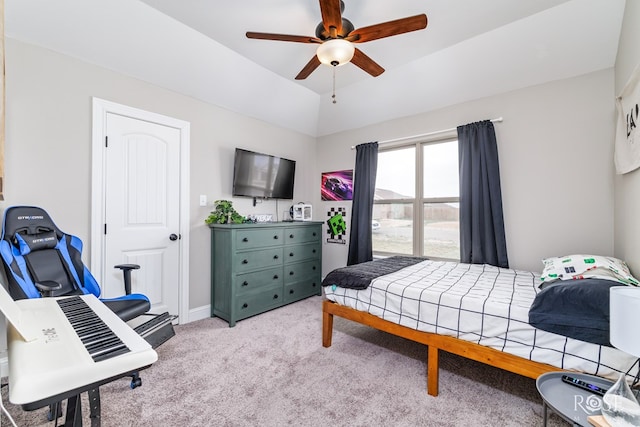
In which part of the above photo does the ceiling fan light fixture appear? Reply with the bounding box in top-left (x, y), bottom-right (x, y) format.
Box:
top-left (316, 39), bottom-right (355, 67)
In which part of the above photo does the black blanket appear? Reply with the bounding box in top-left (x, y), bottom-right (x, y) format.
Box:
top-left (528, 278), bottom-right (624, 346)
top-left (321, 256), bottom-right (427, 290)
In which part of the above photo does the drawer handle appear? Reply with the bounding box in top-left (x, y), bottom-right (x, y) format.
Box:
top-left (242, 259), bottom-right (248, 264)
top-left (313, 266), bottom-right (316, 270)
top-left (242, 237), bottom-right (248, 242)
top-left (312, 249), bottom-right (316, 253)
top-left (273, 294), bottom-right (279, 299)
top-left (273, 235), bottom-right (279, 240)
top-left (289, 252), bottom-right (294, 257)
top-left (289, 234), bottom-right (294, 238)
top-left (242, 281), bottom-right (248, 287)
top-left (273, 274), bottom-right (279, 280)
top-left (312, 232), bottom-right (316, 236)
top-left (289, 271), bottom-right (294, 276)
top-left (242, 303), bottom-right (248, 309)
top-left (289, 289), bottom-right (294, 294)
top-left (312, 282), bottom-right (317, 287)
top-left (273, 255), bottom-right (279, 260)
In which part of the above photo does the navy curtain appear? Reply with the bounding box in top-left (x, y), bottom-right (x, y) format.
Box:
top-left (347, 142), bottom-right (378, 266)
top-left (457, 120), bottom-right (508, 268)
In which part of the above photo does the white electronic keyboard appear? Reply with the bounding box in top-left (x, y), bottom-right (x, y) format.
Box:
top-left (1, 289), bottom-right (158, 408)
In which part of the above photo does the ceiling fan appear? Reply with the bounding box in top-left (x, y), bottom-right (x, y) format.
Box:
top-left (246, 0), bottom-right (428, 80)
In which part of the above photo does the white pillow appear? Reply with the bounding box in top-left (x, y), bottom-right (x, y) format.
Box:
top-left (540, 254), bottom-right (639, 286)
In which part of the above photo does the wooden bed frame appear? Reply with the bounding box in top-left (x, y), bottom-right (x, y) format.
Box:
top-left (322, 299), bottom-right (560, 396)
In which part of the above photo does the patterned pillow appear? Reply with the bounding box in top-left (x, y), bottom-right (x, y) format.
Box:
top-left (540, 254), bottom-right (639, 286)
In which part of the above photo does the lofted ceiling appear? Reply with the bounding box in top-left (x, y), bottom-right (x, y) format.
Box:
top-left (4, 0), bottom-right (626, 137)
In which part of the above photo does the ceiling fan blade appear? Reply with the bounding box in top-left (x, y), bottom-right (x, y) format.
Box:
top-left (246, 32), bottom-right (322, 44)
top-left (319, 0), bottom-right (343, 36)
top-left (347, 14), bottom-right (428, 43)
top-left (350, 48), bottom-right (385, 77)
top-left (295, 56), bottom-right (322, 80)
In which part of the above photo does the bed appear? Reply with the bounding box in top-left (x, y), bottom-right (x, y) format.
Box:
top-left (321, 256), bottom-right (639, 396)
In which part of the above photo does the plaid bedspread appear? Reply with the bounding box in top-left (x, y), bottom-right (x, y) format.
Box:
top-left (324, 260), bottom-right (636, 380)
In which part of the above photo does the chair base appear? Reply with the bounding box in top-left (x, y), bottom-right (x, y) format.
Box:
top-left (133, 312), bottom-right (177, 349)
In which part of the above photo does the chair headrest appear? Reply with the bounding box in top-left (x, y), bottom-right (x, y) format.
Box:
top-left (1, 206), bottom-right (63, 244)
top-left (15, 230), bottom-right (58, 255)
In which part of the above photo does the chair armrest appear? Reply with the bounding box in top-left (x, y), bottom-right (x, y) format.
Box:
top-left (114, 264), bottom-right (140, 272)
top-left (114, 264), bottom-right (140, 295)
top-left (35, 280), bottom-right (63, 297)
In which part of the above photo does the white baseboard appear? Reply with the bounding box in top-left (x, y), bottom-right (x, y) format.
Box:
top-left (187, 304), bottom-right (211, 323)
top-left (1, 356), bottom-right (7, 379)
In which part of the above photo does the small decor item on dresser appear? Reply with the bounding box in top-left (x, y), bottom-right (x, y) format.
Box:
top-left (247, 214), bottom-right (273, 223)
top-left (291, 203), bottom-right (312, 221)
top-left (205, 200), bottom-right (245, 224)
top-left (601, 373), bottom-right (640, 427)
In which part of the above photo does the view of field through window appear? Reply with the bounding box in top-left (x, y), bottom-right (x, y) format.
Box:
top-left (373, 141), bottom-right (459, 259)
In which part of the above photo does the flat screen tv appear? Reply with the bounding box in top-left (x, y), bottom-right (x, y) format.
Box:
top-left (232, 148), bottom-right (296, 201)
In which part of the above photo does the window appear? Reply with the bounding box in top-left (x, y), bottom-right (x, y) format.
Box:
top-left (373, 138), bottom-right (459, 260)
top-left (373, 146), bottom-right (415, 255)
top-left (422, 141), bottom-right (459, 259)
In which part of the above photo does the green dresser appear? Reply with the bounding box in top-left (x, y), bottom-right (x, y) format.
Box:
top-left (209, 221), bottom-right (322, 327)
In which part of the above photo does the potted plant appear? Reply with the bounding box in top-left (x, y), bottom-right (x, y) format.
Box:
top-left (205, 200), bottom-right (245, 224)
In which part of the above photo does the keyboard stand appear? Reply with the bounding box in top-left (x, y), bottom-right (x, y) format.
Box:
top-left (53, 388), bottom-right (100, 427)
top-left (20, 367), bottom-right (150, 427)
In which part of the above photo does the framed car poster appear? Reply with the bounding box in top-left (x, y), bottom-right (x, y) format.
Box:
top-left (321, 170), bottom-right (353, 201)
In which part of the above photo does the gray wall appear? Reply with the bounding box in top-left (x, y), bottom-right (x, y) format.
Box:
top-left (316, 68), bottom-right (617, 275)
top-left (614, 0), bottom-right (640, 273)
top-left (2, 39), bottom-right (316, 313)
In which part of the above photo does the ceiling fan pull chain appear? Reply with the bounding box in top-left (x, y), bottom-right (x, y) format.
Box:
top-left (332, 66), bottom-right (337, 104)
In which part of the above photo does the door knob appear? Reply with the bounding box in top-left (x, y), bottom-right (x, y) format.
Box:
top-left (169, 233), bottom-right (178, 241)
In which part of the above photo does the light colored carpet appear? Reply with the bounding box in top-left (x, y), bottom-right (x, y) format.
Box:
top-left (1, 295), bottom-right (567, 426)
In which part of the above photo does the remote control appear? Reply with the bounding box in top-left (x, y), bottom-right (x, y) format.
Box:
top-left (561, 375), bottom-right (608, 396)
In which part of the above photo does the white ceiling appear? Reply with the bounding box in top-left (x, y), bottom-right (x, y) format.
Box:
top-left (4, 0), bottom-right (626, 137)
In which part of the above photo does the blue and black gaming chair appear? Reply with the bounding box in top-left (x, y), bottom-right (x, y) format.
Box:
top-left (0, 206), bottom-right (177, 422)
top-left (0, 205), bottom-right (151, 322)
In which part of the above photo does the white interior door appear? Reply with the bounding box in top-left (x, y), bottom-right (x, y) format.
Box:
top-left (102, 113), bottom-right (181, 316)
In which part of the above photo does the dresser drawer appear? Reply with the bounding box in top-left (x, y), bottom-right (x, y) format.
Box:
top-left (284, 279), bottom-right (321, 303)
top-left (236, 229), bottom-right (284, 249)
top-left (284, 259), bottom-right (320, 284)
top-left (234, 248), bottom-right (283, 273)
top-left (236, 287), bottom-right (283, 319)
top-left (284, 242), bottom-right (320, 263)
top-left (284, 226), bottom-right (320, 245)
top-left (235, 266), bottom-right (283, 295)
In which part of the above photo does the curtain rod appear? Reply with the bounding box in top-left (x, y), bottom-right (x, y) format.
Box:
top-left (351, 117), bottom-right (503, 149)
